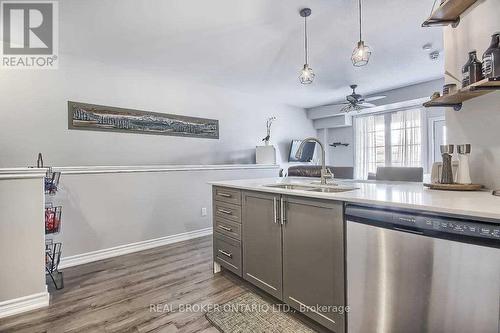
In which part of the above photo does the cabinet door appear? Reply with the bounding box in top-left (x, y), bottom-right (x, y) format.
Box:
top-left (242, 191), bottom-right (282, 300)
top-left (283, 196), bottom-right (345, 333)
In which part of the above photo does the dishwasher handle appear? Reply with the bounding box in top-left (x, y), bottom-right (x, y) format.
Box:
top-left (393, 227), bottom-right (424, 235)
top-left (346, 205), bottom-right (395, 225)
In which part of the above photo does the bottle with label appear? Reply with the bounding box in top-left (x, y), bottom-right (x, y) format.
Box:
top-left (482, 33), bottom-right (500, 79)
top-left (462, 51), bottom-right (483, 87)
top-left (462, 53), bottom-right (472, 87)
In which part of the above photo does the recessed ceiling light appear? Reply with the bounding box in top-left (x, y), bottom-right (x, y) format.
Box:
top-left (422, 43), bottom-right (433, 51)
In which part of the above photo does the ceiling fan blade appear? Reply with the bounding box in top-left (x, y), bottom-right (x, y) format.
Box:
top-left (359, 102), bottom-right (376, 108)
top-left (322, 102), bottom-right (349, 107)
top-left (364, 95), bottom-right (386, 102)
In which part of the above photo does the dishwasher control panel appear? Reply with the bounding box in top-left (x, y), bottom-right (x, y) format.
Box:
top-left (347, 205), bottom-right (500, 244)
top-left (418, 216), bottom-right (500, 240)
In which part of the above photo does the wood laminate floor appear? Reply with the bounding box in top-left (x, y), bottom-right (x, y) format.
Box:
top-left (0, 236), bottom-right (324, 333)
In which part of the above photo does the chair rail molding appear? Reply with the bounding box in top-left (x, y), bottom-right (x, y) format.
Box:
top-left (52, 164), bottom-right (279, 175)
top-left (0, 168), bottom-right (46, 180)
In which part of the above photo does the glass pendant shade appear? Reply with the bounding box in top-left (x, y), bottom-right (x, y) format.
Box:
top-left (299, 8), bottom-right (314, 84)
top-left (299, 64), bottom-right (315, 84)
top-left (351, 40), bottom-right (371, 67)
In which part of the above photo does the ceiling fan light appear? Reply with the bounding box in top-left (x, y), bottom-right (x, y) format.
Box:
top-left (341, 103), bottom-right (362, 113)
top-left (351, 40), bottom-right (371, 67)
top-left (299, 64), bottom-right (315, 84)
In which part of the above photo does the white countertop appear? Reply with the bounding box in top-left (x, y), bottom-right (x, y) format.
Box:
top-left (209, 177), bottom-right (500, 222)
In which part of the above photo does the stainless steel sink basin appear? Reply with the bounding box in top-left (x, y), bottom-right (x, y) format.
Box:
top-left (263, 183), bottom-right (358, 193)
top-left (307, 187), bottom-right (358, 193)
top-left (264, 184), bottom-right (314, 190)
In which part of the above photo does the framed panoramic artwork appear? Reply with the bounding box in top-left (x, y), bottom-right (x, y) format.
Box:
top-left (68, 101), bottom-right (219, 139)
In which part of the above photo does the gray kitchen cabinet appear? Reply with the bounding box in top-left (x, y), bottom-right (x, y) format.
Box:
top-left (282, 196), bottom-right (345, 333)
top-left (219, 187), bottom-right (345, 332)
top-left (242, 191), bottom-right (283, 300)
top-left (214, 232), bottom-right (242, 276)
top-left (213, 186), bottom-right (242, 277)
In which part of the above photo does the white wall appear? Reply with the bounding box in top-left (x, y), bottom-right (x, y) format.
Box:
top-left (0, 175), bottom-right (45, 303)
top-left (444, 0), bottom-right (500, 189)
top-left (0, 56), bottom-right (314, 168)
top-left (326, 127), bottom-right (355, 167)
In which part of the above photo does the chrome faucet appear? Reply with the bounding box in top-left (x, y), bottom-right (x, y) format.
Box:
top-left (295, 137), bottom-right (333, 185)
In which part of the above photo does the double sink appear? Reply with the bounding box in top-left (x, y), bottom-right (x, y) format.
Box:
top-left (263, 183), bottom-right (358, 193)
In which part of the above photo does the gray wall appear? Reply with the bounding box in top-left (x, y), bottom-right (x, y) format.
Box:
top-left (53, 167), bottom-right (278, 258)
top-left (0, 178), bottom-right (45, 302)
top-left (326, 127), bottom-right (355, 167)
top-left (0, 57), bottom-right (315, 168)
top-left (0, 3), bottom-right (316, 168)
top-left (444, 0), bottom-right (500, 189)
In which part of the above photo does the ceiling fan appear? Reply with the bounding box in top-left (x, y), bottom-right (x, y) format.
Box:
top-left (325, 85), bottom-right (386, 113)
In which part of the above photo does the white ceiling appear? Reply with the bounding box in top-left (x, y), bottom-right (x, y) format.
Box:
top-left (60, 0), bottom-right (444, 108)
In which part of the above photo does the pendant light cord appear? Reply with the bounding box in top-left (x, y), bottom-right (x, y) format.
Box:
top-left (358, 0), bottom-right (362, 42)
top-left (429, 0), bottom-right (438, 16)
top-left (304, 16), bottom-right (309, 64)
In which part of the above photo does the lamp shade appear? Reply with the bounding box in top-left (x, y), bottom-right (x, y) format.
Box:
top-left (351, 40), bottom-right (371, 67)
top-left (299, 64), bottom-right (315, 84)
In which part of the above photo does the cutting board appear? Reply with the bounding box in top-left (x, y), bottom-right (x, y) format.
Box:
top-left (424, 183), bottom-right (483, 191)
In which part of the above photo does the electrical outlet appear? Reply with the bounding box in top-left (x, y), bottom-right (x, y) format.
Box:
top-left (201, 207), bottom-right (207, 216)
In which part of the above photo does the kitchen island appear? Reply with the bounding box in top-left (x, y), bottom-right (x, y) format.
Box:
top-left (209, 177), bottom-right (500, 333)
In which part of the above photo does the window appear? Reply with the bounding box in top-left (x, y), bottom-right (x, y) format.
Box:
top-left (354, 109), bottom-right (423, 179)
top-left (428, 117), bottom-right (446, 166)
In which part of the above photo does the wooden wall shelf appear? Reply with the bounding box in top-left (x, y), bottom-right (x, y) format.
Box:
top-left (422, 0), bottom-right (478, 27)
top-left (423, 78), bottom-right (500, 111)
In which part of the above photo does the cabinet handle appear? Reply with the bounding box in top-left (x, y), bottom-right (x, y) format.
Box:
top-left (280, 197), bottom-right (286, 225)
top-left (218, 192), bottom-right (232, 198)
top-left (218, 225), bottom-right (233, 232)
top-left (273, 197), bottom-right (278, 224)
top-left (218, 249), bottom-right (233, 258)
top-left (218, 208), bottom-right (232, 215)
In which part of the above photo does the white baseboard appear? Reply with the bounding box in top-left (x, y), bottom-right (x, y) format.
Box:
top-left (0, 289), bottom-right (50, 319)
top-left (60, 227), bottom-right (213, 269)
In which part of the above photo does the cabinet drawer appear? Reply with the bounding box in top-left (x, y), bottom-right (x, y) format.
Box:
top-left (215, 218), bottom-right (241, 241)
top-left (214, 232), bottom-right (242, 276)
top-left (214, 201), bottom-right (241, 223)
top-left (213, 187), bottom-right (241, 205)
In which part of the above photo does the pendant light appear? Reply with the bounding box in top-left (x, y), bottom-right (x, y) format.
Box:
top-left (299, 8), bottom-right (315, 84)
top-left (351, 0), bottom-right (371, 67)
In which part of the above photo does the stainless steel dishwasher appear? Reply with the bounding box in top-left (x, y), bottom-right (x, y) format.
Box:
top-left (346, 204), bottom-right (500, 333)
